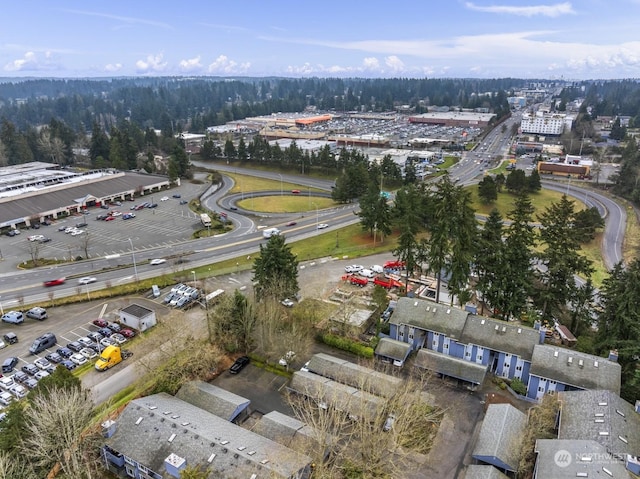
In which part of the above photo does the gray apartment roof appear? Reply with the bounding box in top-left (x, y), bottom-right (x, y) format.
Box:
top-left (0, 171), bottom-right (167, 225)
top-left (289, 371), bottom-right (383, 421)
top-left (120, 303), bottom-right (154, 319)
top-left (463, 465), bottom-right (510, 479)
top-left (105, 393), bottom-right (311, 479)
top-left (374, 337), bottom-right (411, 361)
top-left (415, 348), bottom-right (488, 385)
top-left (251, 411), bottom-right (325, 457)
top-left (534, 439), bottom-right (632, 478)
top-left (472, 403), bottom-right (527, 472)
top-left (389, 297), bottom-right (469, 340)
top-left (305, 353), bottom-right (403, 398)
top-left (460, 315), bottom-right (540, 361)
top-left (558, 390), bottom-right (640, 457)
top-left (176, 381), bottom-right (250, 422)
top-left (530, 345), bottom-right (621, 394)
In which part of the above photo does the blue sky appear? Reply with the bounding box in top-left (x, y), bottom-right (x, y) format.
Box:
top-left (2, 1), bottom-right (640, 79)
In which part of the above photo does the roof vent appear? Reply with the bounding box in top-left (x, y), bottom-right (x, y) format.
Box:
top-left (578, 359), bottom-right (584, 368)
top-left (495, 325), bottom-right (500, 331)
top-left (163, 411), bottom-right (171, 415)
top-left (599, 431), bottom-right (610, 436)
top-left (576, 473), bottom-right (588, 478)
top-left (250, 475), bottom-right (257, 479)
top-left (220, 440), bottom-right (229, 445)
top-left (237, 446), bottom-right (246, 451)
top-left (446, 309), bottom-right (451, 314)
top-left (233, 453), bottom-right (239, 459)
top-left (594, 361), bottom-right (599, 368)
top-left (595, 413), bottom-right (604, 417)
top-left (568, 357), bottom-right (573, 365)
top-left (599, 402), bottom-right (608, 406)
top-left (580, 455), bottom-right (593, 462)
top-left (432, 308), bottom-right (437, 314)
top-left (149, 406), bottom-right (157, 410)
top-left (594, 419), bottom-right (605, 423)
top-left (248, 451), bottom-right (256, 456)
top-left (135, 417), bottom-right (144, 425)
top-left (260, 459), bottom-right (270, 465)
top-left (517, 328), bottom-right (522, 334)
top-left (414, 301), bottom-right (418, 307)
top-left (207, 453), bottom-right (216, 463)
top-left (501, 326), bottom-right (507, 333)
top-left (181, 422), bottom-right (190, 426)
top-left (425, 306), bottom-right (430, 312)
top-left (171, 415), bottom-right (180, 419)
top-left (480, 319), bottom-right (485, 325)
top-left (553, 351), bottom-right (559, 357)
top-left (221, 448), bottom-right (227, 453)
top-left (168, 433), bottom-right (176, 443)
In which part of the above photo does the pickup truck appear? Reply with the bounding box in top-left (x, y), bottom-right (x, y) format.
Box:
top-left (94, 345), bottom-right (133, 371)
top-left (373, 277), bottom-right (403, 289)
top-left (347, 275), bottom-right (369, 287)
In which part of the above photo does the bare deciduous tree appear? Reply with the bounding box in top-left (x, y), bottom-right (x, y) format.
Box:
top-left (20, 386), bottom-right (100, 479)
top-left (0, 450), bottom-right (35, 479)
top-left (287, 368), bottom-right (444, 478)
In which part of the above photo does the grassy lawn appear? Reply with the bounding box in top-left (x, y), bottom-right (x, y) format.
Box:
top-left (226, 172), bottom-right (325, 194)
top-left (237, 196), bottom-right (338, 213)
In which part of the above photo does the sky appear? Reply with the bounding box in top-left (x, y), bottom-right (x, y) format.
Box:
top-left (2, 1), bottom-right (640, 80)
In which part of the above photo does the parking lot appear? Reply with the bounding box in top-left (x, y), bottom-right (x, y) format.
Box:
top-left (1, 180), bottom-right (211, 267)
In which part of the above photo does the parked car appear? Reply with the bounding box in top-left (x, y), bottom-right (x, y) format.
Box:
top-left (67, 341), bottom-right (83, 353)
top-left (60, 360), bottom-right (76, 371)
top-left (344, 264), bottom-right (364, 273)
top-left (34, 357), bottom-right (52, 370)
top-left (120, 329), bottom-right (136, 339)
top-left (45, 352), bottom-right (63, 364)
top-left (107, 322), bottom-right (121, 333)
top-left (172, 194), bottom-right (181, 198)
top-left (1, 357), bottom-right (18, 374)
top-left (34, 370), bottom-right (49, 381)
top-left (69, 354), bottom-right (87, 366)
top-left (163, 292), bottom-right (176, 304)
top-left (56, 347), bottom-right (73, 359)
top-left (79, 347), bottom-right (97, 360)
top-left (26, 307), bottom-right (48, 320)
top-left (38, 237), bottom-right (52, 243)
top-left (179, 200), bottom-right (188, 205)
top-left (175, 296), bottom-right (191, 309)
top-left (10, 384), bottom-right (28, 399)
top-left (75, 222), bottom-right (88, 228)
top-left (77, 337), bottom-right (94, 348)
top-left (281, 298), bottom-right (295, 308)
top-left (160, 196), bottom-right (169, 201)
top-left (122, 213), bottom-right (136, 220)
top-left (12, 371), bottom-right (28, 384)
top-left (1, 311), bottom-right (24, 324)
top-left (87, 331), bottom-right (103, 342)
top-left (3, 333), bottom-right (18, 345)
top-left (100, 337), bottom-right (114, 348)
top-left (110, 333), bottom-right (126, 345)
top-left (97, 327), bottom-right (113, 338)
top-left (0, 377), bottom-right (15, 391)
top-left (92, 318), bottom-right (108, 328)
top-left (21, 364), bottom-right (39, 376)
top-left (229, 356), bottom-right (250, 374)
top-left (24, 378), bottom-right (38, 390)
top-left (104, 216), bottom-right (116, 221)
top-left (0, 391), bottom-right (13, 406)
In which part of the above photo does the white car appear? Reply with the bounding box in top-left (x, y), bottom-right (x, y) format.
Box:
top-left (79, 348), bottom-right (97, 360)
top-left (0, 339), bottom-right (5, 349)
top-left (110, 333), bottom-right (126, 345)
top-left (110, 211), bottom-right (122, 217)
top-left (64, 227), bottom-right (77, 233)
top-left (0, 377), bottom-right (15, 391)
top-left (344, 264), bottom-right (364, 273)
top-left (70, 229), bottom-right (84, 236)
top-left (28, 234), bottom-right (45, 242)
top-left (34, 370), bottom-right (50, 380)
top-left (0, 391), bottom-right (13, 406)
top-left (317, 223), bottom-right (329, 229)
top-left (150, 258), bottom-right (166, 265)
top-left (69, 354), bottom-right (87, 366)
top-left (78, 276), bottom-right (97, 285)
top-left (10, 384), bottom-right (27, 399)
top-left (281, 298), bottom-right (295, 308)
top-left (77, 337), bottom-right (94, 348)
top-left (160, 196), bottom-right (169, 201)
top-left (100, 337), bottom-right (114, 348)
top-left (34, 357), bottom-right (51, 370)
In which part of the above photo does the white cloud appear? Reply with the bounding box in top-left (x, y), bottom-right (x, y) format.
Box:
top-left (135, 53), bottom-right (168, 73)
top-left (4, 51), bottom-right (58, 72)
top-left (464, 2), bottom-right (575, 17)
top-left (384, 55), bottom-right (405, 72)
top-left (207, 55), bottom-right (250, 74)
top-left (362, 57), bottom-right (380, 70)
top-left (179, 56), bottom-right (203, 73)
top-left (104, 63), bottom-right (122, 73)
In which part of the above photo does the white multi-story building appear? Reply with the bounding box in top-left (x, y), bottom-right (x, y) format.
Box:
top-left (520, 111), bottom-right (573, 136)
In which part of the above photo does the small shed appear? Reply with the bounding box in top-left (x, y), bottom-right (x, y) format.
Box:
top-left (118, 303), bottom-right (156, 332)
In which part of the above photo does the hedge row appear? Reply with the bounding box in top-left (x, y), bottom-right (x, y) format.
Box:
top-left (319, 333), bottom-right (374, 358)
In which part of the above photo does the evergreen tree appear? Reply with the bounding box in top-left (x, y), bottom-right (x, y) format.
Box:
top-left (495, 192), bottom-right (536, 320)
top-left (252, 234), bottom-right (299, 301)
top-left (477, 175), bottom-right (498, 203)
top-left (527, 169), bottom-right (542, 192)
top-left (473, 208), bottom-right (504, 316)
top-left (535, 195), bottom-right (593, 321)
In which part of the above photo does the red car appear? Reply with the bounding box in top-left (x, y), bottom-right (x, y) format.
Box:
top-left (291, 189), bottom-right (301, 194)
top-left (92, 318), bottom-right (108, 328)
top-left (104, 216), bottom-right (116, 221)
top-left (285, 221), bottom-right (297, 227)
top-left (120, 328), bottom-right (136, 338)
top-left (43, 277), bottom-right (66, 287)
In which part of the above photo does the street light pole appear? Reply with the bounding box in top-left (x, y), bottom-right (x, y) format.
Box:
top-left (312, 202), bottom-right (319, 229)
top-left (128, 238), bottom-right (138, 281)
top-left (278, 174), bottom-right (283, 196)
top-left (0, 296), bottom-right (3, 315)
top-left (191, 270), bottom-right (196, 285)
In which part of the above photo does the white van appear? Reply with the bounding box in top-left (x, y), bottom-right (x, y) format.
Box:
top-left (371, 265), bottom-right (384, 274)
top-left (359, 269), bottom-right (375, 278)
top-left (262, 228), bottom-right (281, 238)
